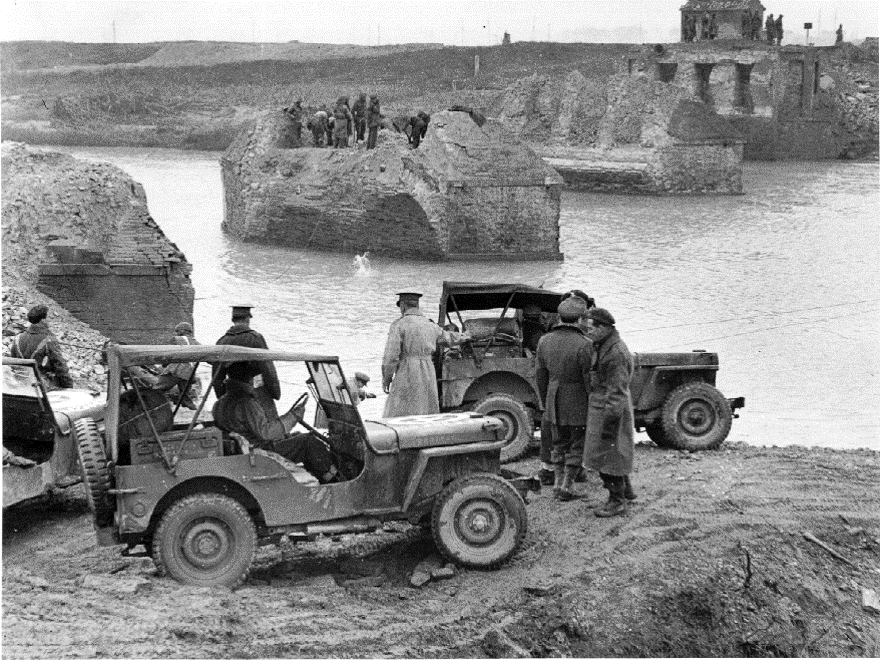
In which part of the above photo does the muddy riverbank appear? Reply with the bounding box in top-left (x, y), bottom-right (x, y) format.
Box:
top-left (3, 442), bottom-right (879, 658)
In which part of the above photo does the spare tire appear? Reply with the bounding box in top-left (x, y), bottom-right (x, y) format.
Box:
top-left (74, 417), bottom-right (114, 528)
top-left (660, 382), bottom-right (732, 451)
top-left (473, 394), bottom-right (533, 463)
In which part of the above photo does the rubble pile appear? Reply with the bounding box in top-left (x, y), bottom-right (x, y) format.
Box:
top-left (1, 142), bottom-right (156, 283)
top-left (222, 109), bottom-right (562, 259)
top-left (828, 59), bottom-right (879, 158)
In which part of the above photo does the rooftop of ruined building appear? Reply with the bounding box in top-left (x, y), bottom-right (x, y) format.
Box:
top-left (682, 0), bottom-right (765, 12)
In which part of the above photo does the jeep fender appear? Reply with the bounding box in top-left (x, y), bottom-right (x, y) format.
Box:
top-left (401, 440), bottom-right (505, 516)
top-left (461, 372), bottom-right (540, 412)
top-left (633, 366), bottom-right (718, 416)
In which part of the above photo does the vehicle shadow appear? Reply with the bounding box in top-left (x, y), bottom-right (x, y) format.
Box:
top-left (2, 486), bottom-right (91, 547)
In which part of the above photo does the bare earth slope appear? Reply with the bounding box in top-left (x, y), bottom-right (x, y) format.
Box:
top-left (3, 443), bottom-right (879, 658)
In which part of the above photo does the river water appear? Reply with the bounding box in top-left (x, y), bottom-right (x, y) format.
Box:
top-left (52, 146), bottom-right (879, 450)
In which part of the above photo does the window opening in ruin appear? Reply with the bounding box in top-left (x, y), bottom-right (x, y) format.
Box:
top-left (813, 61), bottom-right (820, 94)
top-left (735, 63), bottom-right (754, 113)
top-left (627, 59), bottom-right (634, 75)
top-left (695, 63), bottom-right (714, 105)
top-left (657, 63), bottom-right (678, 83)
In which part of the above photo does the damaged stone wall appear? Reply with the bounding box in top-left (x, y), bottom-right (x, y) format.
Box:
top-left (1, 142), bottom-right (194, 343)
top-left (627, 41), bottom-right (878, 160)
top-left (494, 72), bottom-right (744, 194)
top-left (221, 110), bottom-right (563, 260)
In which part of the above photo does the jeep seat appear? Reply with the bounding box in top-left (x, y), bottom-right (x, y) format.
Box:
top-left (463, 317), bottom-right (520, 344)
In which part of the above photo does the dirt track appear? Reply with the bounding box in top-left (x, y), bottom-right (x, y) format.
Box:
top-left (3, 441), bottom-right (880, 658)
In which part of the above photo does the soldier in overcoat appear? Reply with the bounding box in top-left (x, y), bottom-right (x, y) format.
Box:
top-left (535, 297), bottom-right (592, 501)
top-left (583, 308), bottom-right (636, 517)
top-left (212, 304), bottom-right (281, 420)
top-left (381, 292), bottom-right (467, 417)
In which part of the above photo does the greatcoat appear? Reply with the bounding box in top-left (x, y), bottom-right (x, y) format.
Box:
top-left (583, 328), bottom-right (635, 476)
top-left (212, 324), bottom-right (281, 418)
top-left (382, 308), bottom-right (460, 417)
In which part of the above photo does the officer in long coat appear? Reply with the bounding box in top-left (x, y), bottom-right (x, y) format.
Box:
top-left (582, 308), bottom-right (636, 517)
top-left (382, 292), bottom-right (467, 417)
top-left (535, 297), bottom-right (593, 501)
top-left (351, 92), bottom-right (367, 143)
top-left (366, 95), bottom-right (381, 149)
top-left (212, 304), bottom-right (281, 419)
top-left (9, 304), bottom-right (73, 389)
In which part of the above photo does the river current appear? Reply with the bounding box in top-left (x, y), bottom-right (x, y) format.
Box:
top-left (51, 147), bottom-right (879, 450)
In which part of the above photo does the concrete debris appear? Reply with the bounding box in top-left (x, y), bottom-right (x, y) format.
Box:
top-left (862, 588), bottom-right (880, 614)
top-left (481, 626), bottom-right (531, 658)
top-left (430, 566), bottom-right (455, 580)
top-left (409, 571), bottom-right (431, 588)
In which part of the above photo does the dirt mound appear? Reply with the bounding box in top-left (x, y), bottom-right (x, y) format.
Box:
top-left (3, 443), bottom-right (878, 657)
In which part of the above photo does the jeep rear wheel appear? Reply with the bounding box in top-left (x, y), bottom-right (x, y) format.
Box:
top-left (473, 394), bottom-right (532, 463)
top-left (74, 417), bottom-right (114, 528)
top-left (154, 493), bottom-right (257, 588)
top-left (660, 382), bottom-right (732, 451)
top-left (431, 473), bottom-right (527, 569)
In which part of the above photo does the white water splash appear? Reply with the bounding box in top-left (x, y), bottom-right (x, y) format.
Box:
top-left (353, 252), bottom-right (372, 276)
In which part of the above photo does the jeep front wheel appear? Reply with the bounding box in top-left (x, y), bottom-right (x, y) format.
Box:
top-left (153, 493), bottom-right (257, 588)
top-left (432, 473), bottom-right (527, 569)
top-left (74, 417), bottom-right (114, 528)
top-left (660, 382), bottom-right (732, 451)
top-left (473, 394), bottom-right (532, 463)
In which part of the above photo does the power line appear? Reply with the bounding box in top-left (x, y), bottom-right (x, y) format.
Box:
top-left (653, 306), bottom-right (880, 352)
top-left (626, 296), bottom-right (880, 334)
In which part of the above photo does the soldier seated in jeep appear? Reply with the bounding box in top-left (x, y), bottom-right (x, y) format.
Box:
top-left (213, 372), bottom-right (341, 483)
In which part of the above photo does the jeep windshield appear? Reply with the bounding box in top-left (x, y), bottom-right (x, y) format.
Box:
top-left (104, 344), bottom-right (358, 464)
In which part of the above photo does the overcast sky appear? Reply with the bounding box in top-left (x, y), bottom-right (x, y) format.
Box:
top-left (2, 0), bottom-right (877, 47)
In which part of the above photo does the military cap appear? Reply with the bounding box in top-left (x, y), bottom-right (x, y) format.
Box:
top-left (174, 321), bottom-right (193, 335)
top-left (231, 303), bottom-right (254, 319)
top-left (354, 371), bottom-right (370, 384)
top-left (395, 292), bottom-right (422, 307)
top-left (27, 304), bottom-right (49, 324)
top-left (557, 297), bottom-right (587, 322)
top-left (563, 289), bottom-right (595, 308)
top-left (589, 307), bottom-right (616, 326)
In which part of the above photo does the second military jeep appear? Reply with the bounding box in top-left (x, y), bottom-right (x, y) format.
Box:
top-left (436, 282), bottom-right (745, 461)
top-left (75, 343), bottom-right (534, 588)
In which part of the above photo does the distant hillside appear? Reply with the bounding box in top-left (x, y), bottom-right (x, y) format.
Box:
top-left (0, 41), bottom-right (634, 150)
top-left (0, 41), bottom-right (163, 71)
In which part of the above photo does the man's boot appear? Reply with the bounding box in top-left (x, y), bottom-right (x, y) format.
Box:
top-left (623, 475), bottom-right (637, 501)
top-left (552, 464), bottom-right (565, 497)
top-left (556, 465), bottom-right (580, 502)
top-left (595, 474), bottom-right (627, 517)
top-left (539, 464), bottom-right (555, 487)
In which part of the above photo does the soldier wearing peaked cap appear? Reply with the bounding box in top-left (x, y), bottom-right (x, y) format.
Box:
top-left (212, 303), bottom-right (281, 419)
top-left (583, 307), bottom-right (637, 517)
top-left (381, 291), bottom-right (469, 417)
top-left (535, 296), bottom-right (593, 501)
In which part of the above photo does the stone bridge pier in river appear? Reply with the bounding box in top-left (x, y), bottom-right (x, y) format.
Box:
top-left (221, 110), bottom-right (563, 260)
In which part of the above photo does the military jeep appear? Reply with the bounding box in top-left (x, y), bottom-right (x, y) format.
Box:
top-left (75, 343), bottom-right (534, 588)
top-left (436, 282), bottom-right (745, 461)
top-left (3, 357), bottom-right (105, 508)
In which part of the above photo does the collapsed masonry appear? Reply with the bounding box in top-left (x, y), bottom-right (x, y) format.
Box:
top-left (221, 110), bottom-right (563, 260)
top-left (489, 71), bottom-right (744, 194)
top-left (1, 142), bottom-right (194, 344)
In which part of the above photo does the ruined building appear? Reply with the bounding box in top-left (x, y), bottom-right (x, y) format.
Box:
top-left (221, 109), bottom-right (563, 260)
top-left (1, 142), bottom-right (194, 343)
top-left (625, 39), bottom-right (876, 160)
top-left (489, 71), bottom-right (744, 194)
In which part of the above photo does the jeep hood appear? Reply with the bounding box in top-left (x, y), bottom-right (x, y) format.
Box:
top-left (48, 388), bottom-right (106, 433)
top-left (365, 412), bottom-right (504, 452)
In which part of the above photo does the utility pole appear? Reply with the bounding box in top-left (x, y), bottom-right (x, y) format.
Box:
top-left (531, 15), bottom-right (536, 41)
top-left (378, 23), bottom-right (381, 46)
top-left (112, 20), bottom-right (116, 44)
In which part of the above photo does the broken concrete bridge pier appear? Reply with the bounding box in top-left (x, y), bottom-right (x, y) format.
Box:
top-left (221, 110), bottom-right (563, 260)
